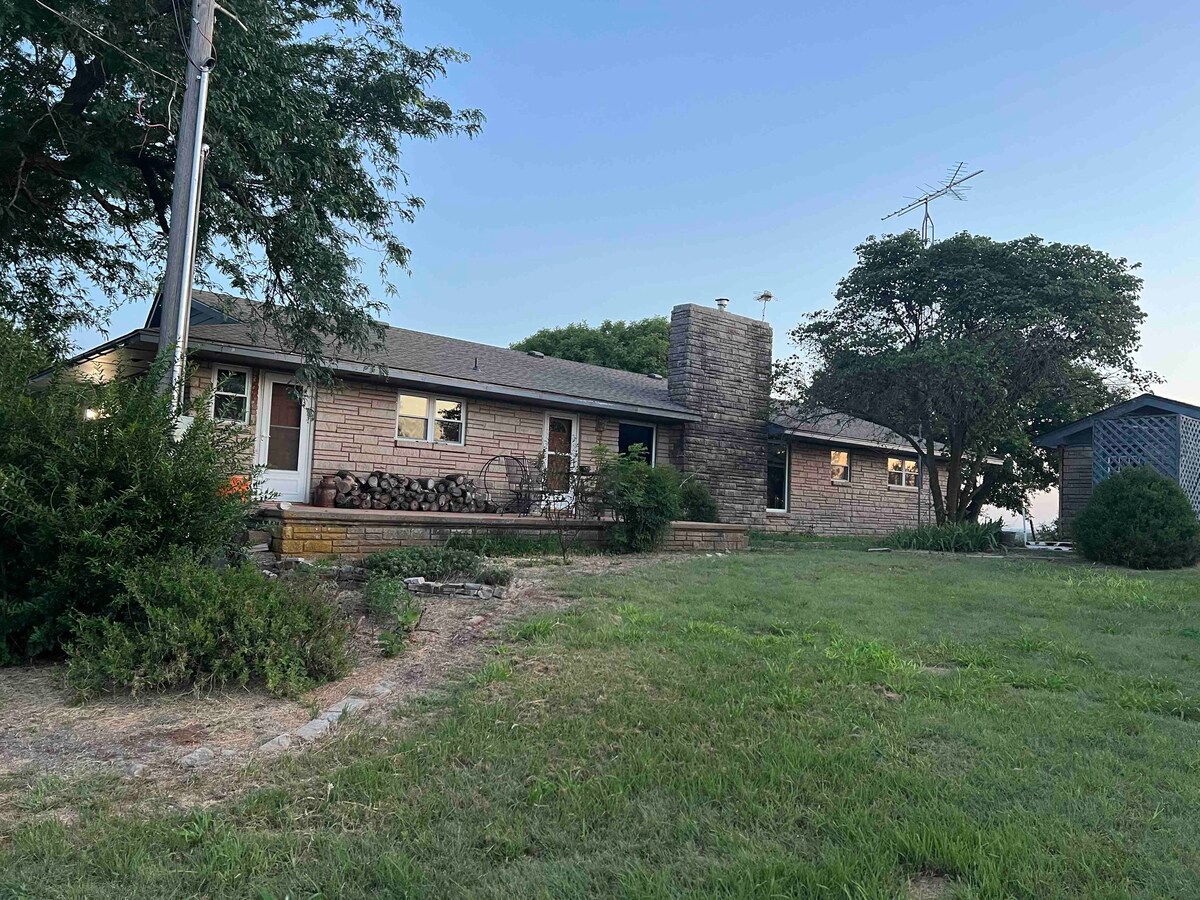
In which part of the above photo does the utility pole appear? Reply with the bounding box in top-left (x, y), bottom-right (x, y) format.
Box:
top-left (157, 0), bottom-right (217, 406)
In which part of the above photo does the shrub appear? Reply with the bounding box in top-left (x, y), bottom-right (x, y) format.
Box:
top-left (445, 533), bottom-right (563, 557)
top-left (363, 576), bottom-right (422, 657)
top-left (0, 349), bottom-right (255, 662)
top-left (477, 566), bottom-right (514, 586)
top-left (66, 553), bottom-right (349, 699)
top-left (886, 519), bottom-right (1004, 553)
top-left (679, 477), bottom-right (719, 523)
top-left (1073, 467), bottom-right (1200, 569)
top-left (595, 445), bottom-right (682, 552)
top-left (363, 546), bottom-right (481, 580)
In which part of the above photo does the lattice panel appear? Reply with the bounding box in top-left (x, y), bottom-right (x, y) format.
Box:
top-left (1092, 415), bottom-right (1179, 485)
top-left (1179, 415), bottom-right (1200, 515)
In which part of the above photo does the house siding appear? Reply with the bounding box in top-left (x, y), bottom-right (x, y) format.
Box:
top-left (1059, 445), bottom-right (1094, 526)
top-left (308, 377), bottom-right (681, 490)
top-left (763, 442), bottom-right (937, 536)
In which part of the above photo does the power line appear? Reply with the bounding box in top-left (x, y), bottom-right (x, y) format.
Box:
top-left (32, 0), bottom-right (182, 87)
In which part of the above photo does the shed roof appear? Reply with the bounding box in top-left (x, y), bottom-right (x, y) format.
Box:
top-left (1033, 393), bottom-right (1200, 448)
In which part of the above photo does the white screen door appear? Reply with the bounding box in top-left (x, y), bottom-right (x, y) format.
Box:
top-left (543, 413), bottom-right (579, 504)
top-left (255, 373), bottom-right (315, 502)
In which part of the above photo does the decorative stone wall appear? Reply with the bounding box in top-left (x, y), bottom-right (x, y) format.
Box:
top-left (668, 303), bottom-right (773, 526)
top-left (760, 442), bottom-right (938, 535)
top-left (261, 508), bottom-right (748, 557)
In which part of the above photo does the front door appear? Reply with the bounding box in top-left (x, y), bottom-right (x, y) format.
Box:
top-left (255, 373), bottom-right (315, 502)
top-left (543, 413), bottom-right (579, 504)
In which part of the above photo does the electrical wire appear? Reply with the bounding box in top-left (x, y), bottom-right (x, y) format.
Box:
top-left (32, 0), bottom-right (181, 87)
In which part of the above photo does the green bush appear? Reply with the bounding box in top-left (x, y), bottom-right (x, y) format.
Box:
top-left (1073, 467), bottom-right (1200, 569)
top-left (679, 477), bottom-right (719, 523)
top-left (363, 546), bottom-right (481, 580)
top-left (0, 344), bottom-right (255, 662)
top-left (886, 519), bottom-right (1004, 553)
top-left (444, 533), bottom-right (564, 557)
top-left (363, 576), bottom-right (422, 657)
top-left (477, 566), bottom-right (514, 586)
top-left (66, 553), bottom-right (349, 699)
top-left (595, 445), bottom-right (682, 552)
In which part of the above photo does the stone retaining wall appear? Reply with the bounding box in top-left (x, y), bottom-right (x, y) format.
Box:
top-left (259, 506), bottom-right (748, 557)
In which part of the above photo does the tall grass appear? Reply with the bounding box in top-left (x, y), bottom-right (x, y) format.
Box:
top-left (886, 519), bottom-right (1004, 552)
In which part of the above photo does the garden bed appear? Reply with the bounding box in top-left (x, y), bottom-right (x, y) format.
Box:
top-left (0, 559), bottom-right (568, 789)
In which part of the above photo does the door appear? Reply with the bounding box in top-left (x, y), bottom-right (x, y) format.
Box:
top-left (543, 413), bottom-right (579, 504)
top-left (255, 373), bottom-right (315, 502)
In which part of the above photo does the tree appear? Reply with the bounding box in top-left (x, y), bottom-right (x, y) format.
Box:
top-left (512, 317), bottom-right (669, 375)
top-left (1, 0), bottom-right (482, 369)
top-left (785, 231), bottom-right (1150, 524)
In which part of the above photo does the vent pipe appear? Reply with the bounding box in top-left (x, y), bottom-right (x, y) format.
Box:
top-left (715, 298), bottom-right (730, 312)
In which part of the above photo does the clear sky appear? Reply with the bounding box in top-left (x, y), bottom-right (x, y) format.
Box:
top-left (90, 0), bottom-right (1200, 521)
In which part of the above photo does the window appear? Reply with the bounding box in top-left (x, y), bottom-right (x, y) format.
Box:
top-left (887, 457), bottom-right (919, 488)
top-left (396, 393), bottom-right (466, 444)
top-left (831, 449), bottom-right (851, 482)
top-left (213, 367), bottom-right (250, 423)
top-left (618, 422), bottom-right (656, 463)
top-left (767, 441), bottom-right (789, 511)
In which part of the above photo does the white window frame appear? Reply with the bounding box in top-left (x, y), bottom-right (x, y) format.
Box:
top-left (767, 441), bottom-right (789, 512)
top-left (211, 365), bottom-right (251, 424)
top-left (887, 456), bottom-right (919, 489)
top-left (617, 420), bottom-right (657, 466)
top-left (395, 391), bottom-right (467, 446)
top-left (831, 449), bottom-right (852, 483)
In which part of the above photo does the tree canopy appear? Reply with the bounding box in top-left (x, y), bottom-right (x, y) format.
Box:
top-left (785, 231), bottom-right (1150, 523)
top-left (1, 0), bottom-right (481, 371)
top-left (512, 317), bottom-right (669, 376)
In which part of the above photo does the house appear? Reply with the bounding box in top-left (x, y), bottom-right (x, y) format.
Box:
top-left (59, 293), bottom-right (939, 540)
top-left (1035, 393), bottom-right (1200, 524)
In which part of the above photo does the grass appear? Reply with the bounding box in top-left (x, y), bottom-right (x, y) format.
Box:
top-left (3, 550), bottom-right (1200, 897)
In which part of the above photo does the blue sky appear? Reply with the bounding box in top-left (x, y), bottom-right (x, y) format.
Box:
top-left (91, 0), bottom-right (1199, 518)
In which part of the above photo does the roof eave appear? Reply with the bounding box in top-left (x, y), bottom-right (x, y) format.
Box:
top-left (180, 334), bottom-right (700, 423)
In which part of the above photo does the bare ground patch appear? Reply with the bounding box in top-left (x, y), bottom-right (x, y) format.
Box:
top-left (0, 553), bottom-right (673, 821)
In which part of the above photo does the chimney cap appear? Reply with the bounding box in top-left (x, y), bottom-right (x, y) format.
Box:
top-left (715, 298), bottom-right (730, 311)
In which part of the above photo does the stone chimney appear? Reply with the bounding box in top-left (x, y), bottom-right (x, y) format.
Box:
top-left (668, 300), bottom-right (772, 526)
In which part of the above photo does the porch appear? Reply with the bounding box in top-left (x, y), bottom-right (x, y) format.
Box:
top-left (257, 505), bottom-right (749, 557)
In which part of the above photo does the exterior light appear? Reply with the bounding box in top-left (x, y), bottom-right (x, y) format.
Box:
top-left (84, 408), bottom-right (99, 420)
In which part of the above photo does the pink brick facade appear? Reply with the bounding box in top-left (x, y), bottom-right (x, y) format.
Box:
top-left (763, 441), bottom-right (937, 536)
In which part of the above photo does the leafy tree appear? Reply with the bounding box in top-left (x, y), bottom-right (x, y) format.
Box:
top-left (512, 317), bottom-right (669, 375)
top-left (1, 0), bottom-right (481, 368)
top-left (785, 231), bottom-right (1150, 524)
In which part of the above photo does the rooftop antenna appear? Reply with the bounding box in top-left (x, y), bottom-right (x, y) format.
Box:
top-left (881, 162), bottom-right (983, 245)
top-left (753, 290), bottom-right (774, 321)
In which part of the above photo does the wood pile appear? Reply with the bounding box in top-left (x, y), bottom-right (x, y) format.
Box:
top-left (332, 469), bottom-right (496, 513)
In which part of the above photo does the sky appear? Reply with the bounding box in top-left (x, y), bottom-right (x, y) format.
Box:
top-left (89, 0), bottom-right (1200, 523)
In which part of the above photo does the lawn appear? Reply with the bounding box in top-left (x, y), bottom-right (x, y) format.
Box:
top-left (3, 548), bottom-right (1199, 898)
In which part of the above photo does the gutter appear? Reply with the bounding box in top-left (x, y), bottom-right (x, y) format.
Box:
top-left (780, 426), bottom-right (1004, 465)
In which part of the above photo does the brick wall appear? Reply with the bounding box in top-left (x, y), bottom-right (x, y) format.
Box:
top-left (1059, 445), bottom-right (1093, 525)
top-left (308, 376), bottom-right (675, 487)
top-left (763, 442), bottom-right (937, 535)
top-left (668, 303), bottom-right (772, 526)
top-left (265, 508), bottom-right (748, 556)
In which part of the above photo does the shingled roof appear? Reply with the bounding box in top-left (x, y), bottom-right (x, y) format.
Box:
top-left (143, 292), bottom-right (696, 421)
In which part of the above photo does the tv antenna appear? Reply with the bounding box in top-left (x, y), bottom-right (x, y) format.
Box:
top-left (882, 162), bottom-right (983, 245)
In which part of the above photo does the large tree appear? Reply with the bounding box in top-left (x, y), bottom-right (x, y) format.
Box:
top-left (1, 0), bottom-right (481, 371)
top-left (785, 231), bottom-right (1150, 523)
top-left (512, 317), bottom-right (669, 376)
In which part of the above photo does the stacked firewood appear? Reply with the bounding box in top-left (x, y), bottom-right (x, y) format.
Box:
top-left (332, 470), bottom-right (495, 513)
